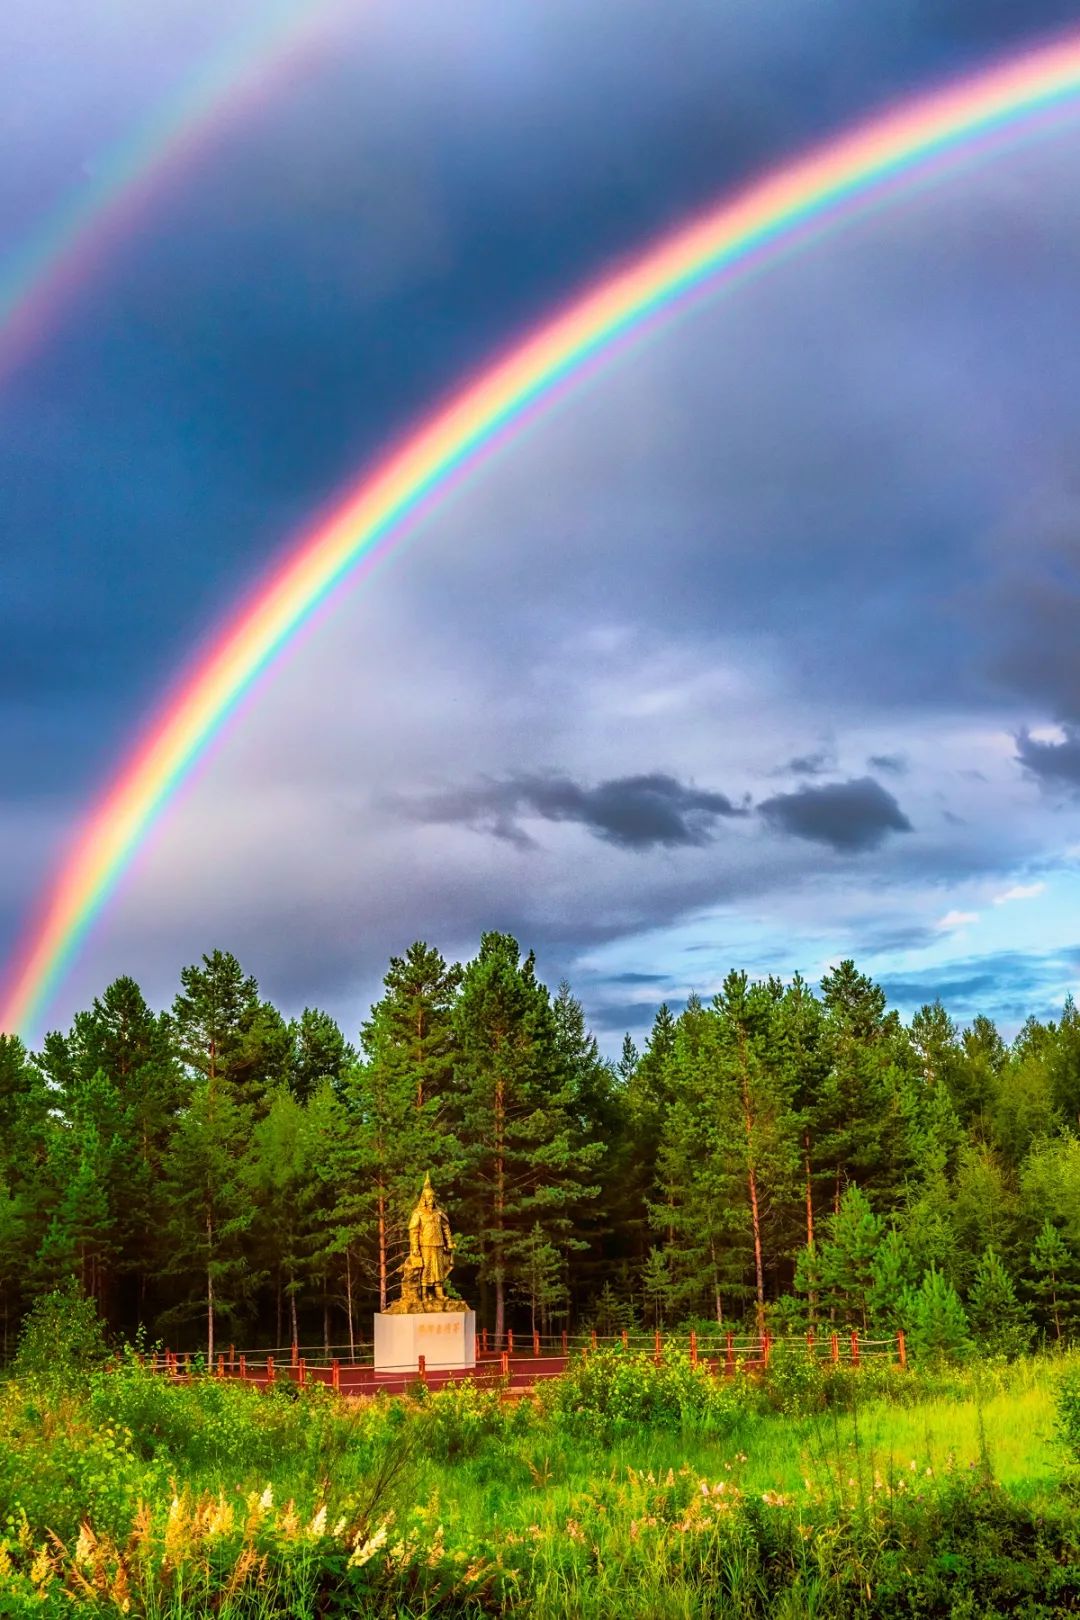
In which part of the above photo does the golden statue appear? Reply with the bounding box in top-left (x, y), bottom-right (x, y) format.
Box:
top-left (387, 1173), bottom-right (468, 1314)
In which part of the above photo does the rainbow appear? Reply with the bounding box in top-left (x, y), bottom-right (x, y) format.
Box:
top-left (5, 31), bottom-right (1080, 1038)
top-left (0, 0), bottom-right (345, 387)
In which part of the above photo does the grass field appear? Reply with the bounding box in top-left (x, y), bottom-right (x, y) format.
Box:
top-left (1, 1344), bottom-right (1078, 1616)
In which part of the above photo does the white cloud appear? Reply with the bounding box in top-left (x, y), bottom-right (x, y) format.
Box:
top-left (993, 882), bottom-right (1046, 906)
top-left (936, 910), bottom-right (980, 932)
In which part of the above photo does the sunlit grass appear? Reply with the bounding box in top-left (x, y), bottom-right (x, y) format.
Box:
top-left (0, 1350), bottom-right (1076, 1615)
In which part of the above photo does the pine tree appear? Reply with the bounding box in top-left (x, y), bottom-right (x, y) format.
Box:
top-left (159, 1074), bottom-right (257, 1360)
top-left (288, 1008), bottom-right (354, 1102)
top-left (513, 1223), bottom-right (568, 1338)
top-left (817, 1185), bottom-right (883, 1330)
top-left (1027, 1218), bottom-right (1080, 1343)
top-left (453, 933), bottom-right (601, 1342)
top-left (967, 1247), bottom-right (1031, 1358)
top-left (352, 942), bottom-right (462, 1310)
top-left (868, 1225), bottom-right (916, 1331)
top-left (907, 1265), bottom-right (973, 1365)
top-left (173, 951), bottom-right (290, 1112)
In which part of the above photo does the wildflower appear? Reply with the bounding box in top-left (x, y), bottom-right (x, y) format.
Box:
top-left (699, 1481), bottom-right (709, 1497)
top-left (349, 1521), bottom-right (389, 1568)
top-left (259, 1484), bottom-right (273, 1511)
top-left (565, 1519), bottom-right (585, 1543)
top-left (308, 1505), bottom-right (327, 1539)
top-left (332, 1515), bottom-right (347, 1539)
top-left (74, 1523), bottom-right (96, 1568)
top-left (30, 1545), bottom-right (51, 1587)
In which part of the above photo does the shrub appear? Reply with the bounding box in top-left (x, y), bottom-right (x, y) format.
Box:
top-left (12, 1283), bottom-right (108, 1394)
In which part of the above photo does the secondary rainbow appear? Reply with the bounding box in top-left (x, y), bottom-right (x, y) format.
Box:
top-left (5, 32), bottom-right (1080, 1038)
top-left (0, 0), bottom-right (345, 387)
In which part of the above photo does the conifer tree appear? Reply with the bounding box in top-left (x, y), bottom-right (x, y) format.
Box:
top-left (1027, 1218), bottom-right (1080, 1343)
top-left (967, 1246), bottom-right (1031, 1358)
top-left (907, 1265), bottom-right (973, 1364)
top-left (817, 1185), bottom-right (883, 1330)
top-left (868, 1225), bottom-right (916, 1331)
top-left (453, 933), bottom-right (601, 1342)
top-left (351, 942), bottom-right (462, 1310)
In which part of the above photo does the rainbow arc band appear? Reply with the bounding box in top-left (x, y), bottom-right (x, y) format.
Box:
top-left (5, 32), bottom-right (1080, 1037)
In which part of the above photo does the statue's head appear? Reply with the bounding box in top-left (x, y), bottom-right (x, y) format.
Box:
top-left (419, 1171), bottom-right (436, 1210)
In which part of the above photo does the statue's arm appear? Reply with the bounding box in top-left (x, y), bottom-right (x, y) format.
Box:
top-left (408, 1209), bottom-right (421, 1254)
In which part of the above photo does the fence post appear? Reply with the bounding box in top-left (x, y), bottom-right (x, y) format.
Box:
top-left (229, 1344), bottom-right (235, 1373)
top-left (590, 1329), bottom-right (598, 1351)
top-left (850, 1331), bottom-right (860, 1367)
top-left (689, 1329), bottom-right (698, 1367)
top-left (184, 1354), bottom-right (191, 1378)
top-left (830, 1333), bottom-right (839, 1365)
top-left (725, 1332), bottom-right (735, 1378)
top-left (332, 1358), bottom-right (340, 1393)
top-left (500, 1350), bottom-right (510, 1378)
top-left (621, 1328), bottom-right (628, 1350)
top-left (897, 1330), bottom-right (907, 1370)
top-left (266, 1355), bottom-right (275, 1386)
top-left (561, 1329), bottom-right (568, 1355)
top-left (298, 1358), bottom-right (306, 1386)
top-left (481, 1327), bottom-right (488, 1355)
top-left (533, 1330), bottom-right (540, 1357)
top-left (763, 1332), bottom-right (772, 1370)
top-left (239, 1354), bottom-right (247, 1381)
top-left (654, 1329), bottom-right (662, 1368)
top-left (418, 1354), bottom-right (427, 1385)
top-left (216, 1354), bottom-right (224, 1379)
top-left (507, 1328), bottom-right (514, 1355)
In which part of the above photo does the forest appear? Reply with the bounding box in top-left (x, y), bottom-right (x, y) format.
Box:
top-left (1, 933), bottom-right (1078, 1362)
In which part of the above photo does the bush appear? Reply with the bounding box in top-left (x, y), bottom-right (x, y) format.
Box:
top-left (1057, 1363), bottom-right (1080, 1468)
top-left (12, 1283), bottom-right (109, 1394)
top-left (537, 1344), bottom-right (755, 1441)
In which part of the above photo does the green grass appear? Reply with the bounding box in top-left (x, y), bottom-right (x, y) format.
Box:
top-left (0, 1348), bottom-right (1077, 1616)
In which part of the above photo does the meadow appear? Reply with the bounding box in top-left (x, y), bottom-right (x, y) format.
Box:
top-left (1, 1322), bottom-right (1079, 1619)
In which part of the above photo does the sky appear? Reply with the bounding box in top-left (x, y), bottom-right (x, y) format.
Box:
top-left (4, 0), bottom-right (1080, 1051)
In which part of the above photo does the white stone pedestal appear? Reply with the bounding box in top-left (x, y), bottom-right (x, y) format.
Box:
top-left (373, 1309), bottom-right (476, 1373)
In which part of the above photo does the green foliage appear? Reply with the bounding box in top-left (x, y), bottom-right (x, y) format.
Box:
top-left (12, 1282), bottom-right (108, 1392)
top-left (967, 1246), bottom-right (1032, 1359)
top-left (539, 1345), bottom-right (753, 1441)
top-left (907, 1265), bottom-right (974, 1366)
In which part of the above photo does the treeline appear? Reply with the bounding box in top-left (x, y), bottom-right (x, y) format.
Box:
top-left (1, 935), bottom-right (1079, 1360)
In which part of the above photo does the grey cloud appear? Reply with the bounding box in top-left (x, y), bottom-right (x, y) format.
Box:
top-left (869, 754), bottom-right (907, 774)
top-left (1016, 725), bottom-right (1080, 791)
top-left (757, 776), bottom-right (912, 852)
top-left (879, 947), bottom-right (1080, 1023)
top-left (400, 771), bottom-right (747, 850)
top-left (773, 749), bottom-right (833, 777)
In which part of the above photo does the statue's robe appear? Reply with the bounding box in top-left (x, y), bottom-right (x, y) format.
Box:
top-left (409, 1204), bottom-right (453, 1286)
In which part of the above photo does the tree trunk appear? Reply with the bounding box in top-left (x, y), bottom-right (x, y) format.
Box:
top-left (276, 1273), bottom-right (283, 1348)
top-left (377, 1188), bottom-right (388, 1313)
top-left (289, 1282), bottom-right (298, 1350)
top-left (494, 1075), bottom-right (506, 1346)
top-left (323, 1287), bottom-right (330, 1358)
top-left (738, 1045), bottom-right (766, 1337)
top-left (804, 1133), bottom-right (818, 1328)
top-left (345, 1248), bottom-right (356, 1362)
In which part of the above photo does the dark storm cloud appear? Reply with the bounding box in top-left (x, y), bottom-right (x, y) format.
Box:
top-left (757, 777), bottom-right (912, 852)
top-left (604, 971), bottom-right (670, 985)
top-left (401, 772), bottom-right (746, 850)
top-left (1015, 725), bottom-right (1080, 791)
